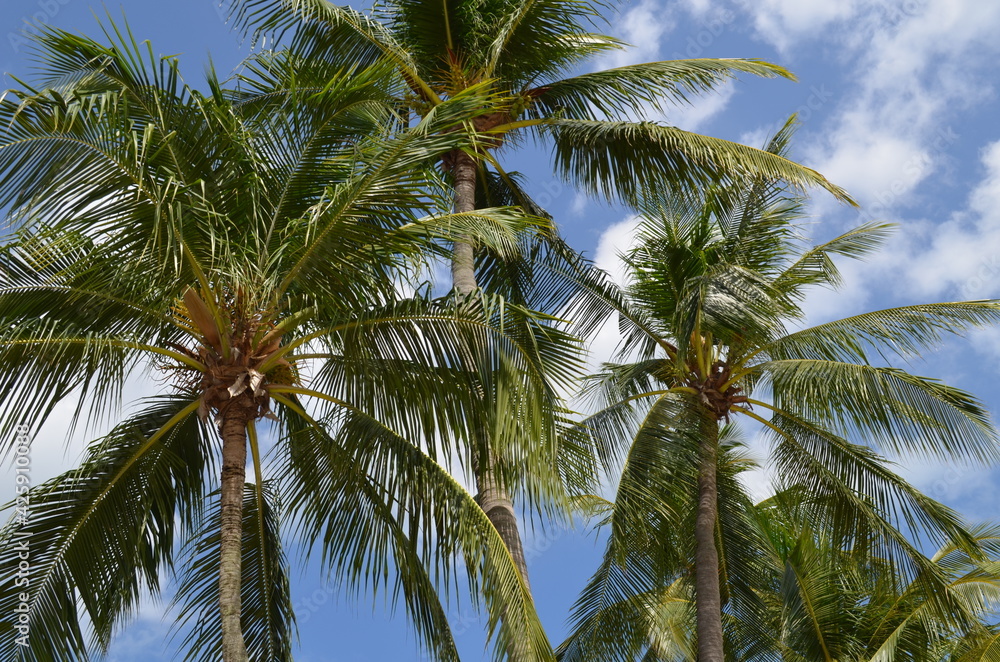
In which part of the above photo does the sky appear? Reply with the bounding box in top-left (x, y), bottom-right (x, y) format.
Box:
top-left (3, 0), bottom-right (1000, 659)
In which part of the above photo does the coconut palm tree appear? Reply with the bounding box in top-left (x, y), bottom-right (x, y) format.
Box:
top-left (0, 23), bottom-right (568, 661)
top-left (224, 0), bottom-right (857, 587)
top-left (557, 121), bottom-right (1000, 662)
top-left (748, 491), bottom-right (1000, 662)
top-left (557, 425), bottom-right (763, 662)
top-left (560, 457), bottom-right (1000, 662)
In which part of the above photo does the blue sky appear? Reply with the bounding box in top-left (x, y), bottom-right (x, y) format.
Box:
top-left (4, 0), bottom-right (1000, 659)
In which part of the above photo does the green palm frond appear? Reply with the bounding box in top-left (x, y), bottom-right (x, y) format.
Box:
top-left (0, 245), bottom-right (178, 440)
top-left (530, 59), bottom-right (793, 121)
top-left (1, 17), bottom-right (572, 659)
top-left (229, 0), bottom-right (431, 98)
top-left (562, 123), bottom-right (1000, 662)
top-left (762, 360), bottom-right (998, 462)
top-left (277, 404), bottom-right (463, 661)
top-left (753, 494), bottom-right (1000, 662)
top-left (278, 402), bottom-right (553, 662)
top-left (0, 395), bottom-right (207, 661)
top-left (763, 302), bottom-right (1000, 364)
top-left (765, 413), bottom-right (973, 563)
top-left (545, 118), bottom-right (855, 207)
top-left (559, 429), bottom-right (757, 662)
top-left (952, 627), bottom-right (1000, 662)
top-left (773, 221), bottom-right (895, 294)
top-left (227, 0), bottom-right (854, 218)
top-left (298, 293), bottom-right (577, 486)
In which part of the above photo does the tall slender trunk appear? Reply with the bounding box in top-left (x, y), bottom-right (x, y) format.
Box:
top-left (220, 397), bottom-right (252, 662)
top-left (694, 416), bottom-right (724, 662)
top-left (450, 149), bottom-right (532, 589)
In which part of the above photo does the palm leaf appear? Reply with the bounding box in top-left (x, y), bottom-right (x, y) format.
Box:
top-left (0, 394), bottom-right (207, 660)
top-left (545, 118), bottom-right (855, 206)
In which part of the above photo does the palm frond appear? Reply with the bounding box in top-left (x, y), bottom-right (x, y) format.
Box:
top-left (545, 119), bottom-right (855, 207)
top-left (763, 302), bottom-right (1000, 364)
top-left (0, 394), bottom-right (207, 660)
top-left (761, 359), bottom-right (1000, 462)
top-left (774, 221), bottom-right (895, 294)
top-left (531, 59), bottom-right (793, 121)
top-left (277, 401), bottom-right (553, 661)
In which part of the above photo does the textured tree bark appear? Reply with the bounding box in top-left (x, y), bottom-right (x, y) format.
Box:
top-left (694, 416), bottom-right (725, 662)
top-left (219, 397), bottom-right (252, 662)
top-left (474, 453), bottom-right (532, 591)
top-left (450, 150), bottom-right (480, 295)
top-left (450, 149), bottom-right (532, 590)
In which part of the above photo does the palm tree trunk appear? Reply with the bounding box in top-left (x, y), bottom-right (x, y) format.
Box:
top-left (450, 150), bottom-right (480, 295)
top-left (694, 416), bottom-right (724, 662)
top-left (220, 398), bottom-right (251, 662)
top-left (450, 149), bottom-right (532, 589)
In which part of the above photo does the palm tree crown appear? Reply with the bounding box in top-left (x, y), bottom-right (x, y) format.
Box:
top-left (560, 121), bottom-right (1000, 662)
top-left (0, 23), bottom-right (562, 662)
top-left (225, 0), bottom-right (859, 601)
top-left (231, 0), bottom-right (855, 203)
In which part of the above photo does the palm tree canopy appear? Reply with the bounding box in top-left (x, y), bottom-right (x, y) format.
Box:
top-left (558, 121), bottom-right (1000, 661)
top-left (562, 471), bottom-right (1000, 662)
top-left (0, 22), bottom-right (567, 661)
top-left (228, 0), bottom-right (855, 205)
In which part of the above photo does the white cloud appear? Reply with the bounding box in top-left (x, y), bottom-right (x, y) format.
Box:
top-left (574, 217), bottom-right (642, 391)
top-left (107, 604), bottom-right (174, 661)
top-left (665, 82), bottom-right (736, 132)
top-left (813, 131), bottom-right (931, 210)
top-left (591, 1), bottom-right (739, 131)
top-left (738, 126), bottom-right (772, 151)
top-left (787, 137), bottom-right (1000, 323)
top-left (970, 141), bottom-right (1000, 218)
top-left (738, 0), bottom-right (861, 53)
top-left (674, 0), bottom-right (713, 17)
top-left (593, 216), bottom-right (641, 286)
top-left (796, 277), bottom-right (874, 328)
top-left (854, 139), bottom-right (1000, 302)
top-left (603, 0), bottom-right (676, 68)
top-left (740, 429), bottom-right (778, 502)
top-left (569, 191), bottom-right (589, 217)
top-left (862, 1), bottom-right (1000, 92)
top-left (795, 0), bottom-right (1000, 212)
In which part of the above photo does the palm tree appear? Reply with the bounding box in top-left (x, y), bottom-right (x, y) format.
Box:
top-left (560, 459), bottom-right (1000, 662)
top-left (0, 24), bottom-right (564, 661)
top-left (748, 491), bottom-right (1000, 662)
top-left (225, 0), bottom-right (857, 586)
top-left (557, 425), bottom-right (762, 662)
top-left (557, 121), bottom-right (1000, 662)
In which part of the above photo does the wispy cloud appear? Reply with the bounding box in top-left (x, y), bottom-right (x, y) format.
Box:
top-left (601, 0), bottom-right (677, 68)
